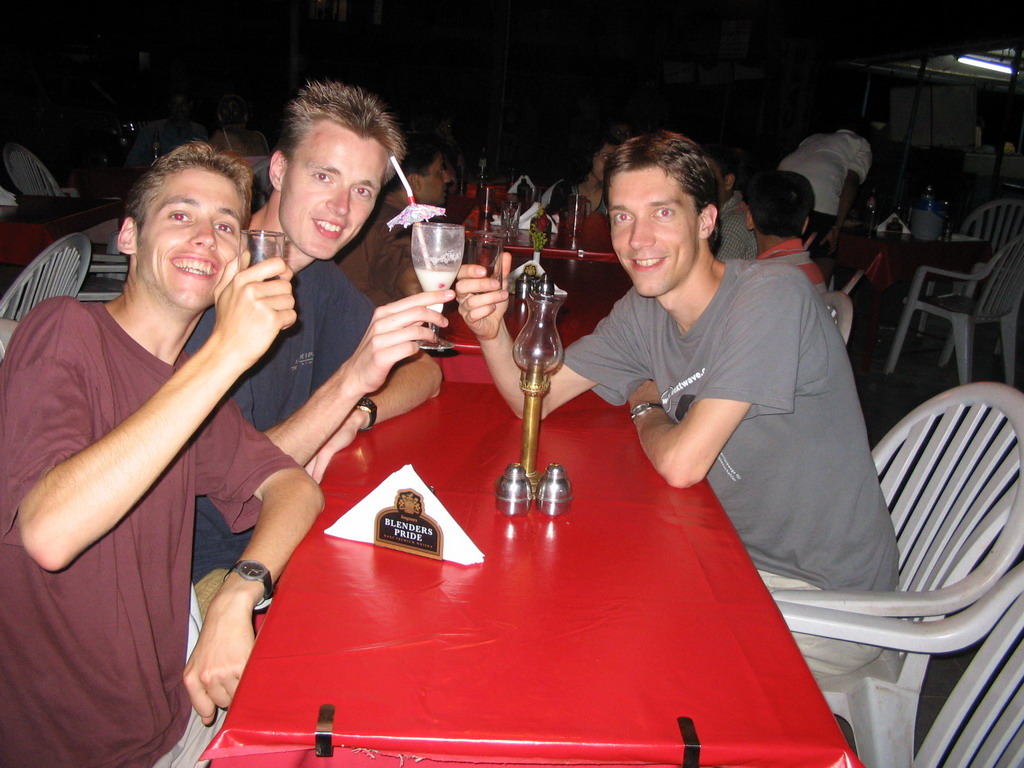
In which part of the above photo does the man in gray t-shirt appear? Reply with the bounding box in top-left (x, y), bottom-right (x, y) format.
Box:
top-left (454, 131), bottom-right (897, 679)
top-left (567, 258), bottom-right (894, 592)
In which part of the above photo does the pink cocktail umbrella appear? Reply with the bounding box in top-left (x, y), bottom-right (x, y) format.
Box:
top-left (386, 156), bottom-right (446, 229)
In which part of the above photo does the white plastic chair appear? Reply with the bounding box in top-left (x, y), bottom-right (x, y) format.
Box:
top-left (840, 268), bottom-right (865, 295)
top-left (884, 233), bottom-right (1024, 385)
top-left (782, 564), bottom-right (1024, 767)
top-left (0, 318), bottom-right (17, 364)
top-left (2, 143), bottom-right (77, 197)
top-left (911, 198), bottom-right (1024, 335)
top-left (960, 198), bottom-right (1024, 254)
top-left (0, 234), bottom-right (91, 320)
top-left (822, 290), bottom-right (854, 343)
top-left (774, 382), bottom-right (1024, 768)
top-left (913, 563), bottom-right (1024, 767)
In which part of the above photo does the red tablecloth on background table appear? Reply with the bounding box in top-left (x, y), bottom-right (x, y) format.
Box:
top-left (206, 384), bottom-right (861, 768)
top-left (0, 196), bottom-right (122, 265)
top-left (838, 230), bottom-right (992, 372)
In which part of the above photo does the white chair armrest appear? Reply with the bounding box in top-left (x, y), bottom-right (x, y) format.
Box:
top-left (60, 187), bottom-right (80, 198)
top-left (912, 264), bottom-right (984, 283)
top-left (770, 585), bottom-right (979, 617)
top-left (776, 564), bottom-right (1024, 653)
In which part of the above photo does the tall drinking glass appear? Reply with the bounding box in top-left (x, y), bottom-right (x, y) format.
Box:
top-left (411, 222), bottom-right (465, 351)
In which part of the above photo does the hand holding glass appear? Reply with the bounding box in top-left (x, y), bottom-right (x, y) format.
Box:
top-left (411, 222), bottom-right (465, 351)
top-left (465, 230), bottom-right (506, 284)
top-left (242, 229), bottom-right (286, 267)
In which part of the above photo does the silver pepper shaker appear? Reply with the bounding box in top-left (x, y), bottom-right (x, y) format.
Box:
top-left (495, 462), bottom-right (532, 517)
top-left (536, 463), bottom-right (573, 517)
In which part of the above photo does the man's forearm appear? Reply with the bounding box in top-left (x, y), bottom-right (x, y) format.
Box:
top-left (17, 342), bottom-right (251, 571)
top-left (481, 327), bottom-right (529, 416)
top-left (629, 394), bottom-right (751, 489)
top-left (185, 466), bottom-right (323, 723)
top-left (835, 170), bottom-right (861, 229)
top-left (266, 351), bottom-right (442, 465)
top-left (481, 330), bottom-right (597, 419)
top-left (240, 467), bottom-right (324, 581)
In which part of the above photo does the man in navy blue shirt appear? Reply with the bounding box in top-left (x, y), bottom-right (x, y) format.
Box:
top-left (189, 81), bottom-right (447, 583)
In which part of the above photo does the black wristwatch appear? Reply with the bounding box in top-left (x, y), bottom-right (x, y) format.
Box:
top-left (355, 396), bottom-right (377, 431)
top-left (225, 559), bottom-right (274, 602)
top-left (630, 401), bottom-right (664, 423)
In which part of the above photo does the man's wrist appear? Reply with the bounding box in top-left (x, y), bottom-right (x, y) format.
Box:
top-left (217, 571), bottom-right (268, 612)
top-left (354, 397), bottom-right (377, 431)
top-left (630, 402), bottom-right (664, 424)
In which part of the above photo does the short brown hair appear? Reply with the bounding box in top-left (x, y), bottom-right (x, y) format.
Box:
top-left (126, 142), bottom-right (253, 229)
top-left (604, 131), bottom-right (717, 214)
top-left (277, 80), bottom-right (405, 182)
top-left (604, 131), bottom-right (719, 248)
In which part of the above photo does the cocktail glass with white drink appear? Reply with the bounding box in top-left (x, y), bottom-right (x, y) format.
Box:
top-left (411, 221), bottom-right (465, 351)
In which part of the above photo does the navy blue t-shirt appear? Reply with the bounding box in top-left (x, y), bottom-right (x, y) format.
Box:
top-left (187, 260), bottom-right (374, 579)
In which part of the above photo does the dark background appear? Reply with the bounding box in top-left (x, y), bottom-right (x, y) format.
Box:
top-left (6, 0), bottom-right (1023, 211)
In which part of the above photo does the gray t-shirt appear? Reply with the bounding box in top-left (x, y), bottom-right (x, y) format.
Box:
top-left (565, 259), bottom-right (898, 591)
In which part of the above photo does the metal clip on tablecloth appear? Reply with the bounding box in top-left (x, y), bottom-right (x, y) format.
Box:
top-left (315, 704), bottom-right (335, 757)
top-left (677, 717), bottom-right (700, 768)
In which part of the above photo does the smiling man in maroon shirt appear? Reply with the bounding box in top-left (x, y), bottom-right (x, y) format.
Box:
top-left (0, 143), bottom-right (323, 767)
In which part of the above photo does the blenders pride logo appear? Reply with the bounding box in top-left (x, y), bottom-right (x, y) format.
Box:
top-left (374, 489), bottom-right (444, 560)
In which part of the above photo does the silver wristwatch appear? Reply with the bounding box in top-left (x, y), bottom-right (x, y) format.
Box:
top-left (630, 402), bottom-right (664, 423)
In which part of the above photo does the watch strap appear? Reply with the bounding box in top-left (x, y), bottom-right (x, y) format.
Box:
top-left (355, 396), bottom-right (377, 431)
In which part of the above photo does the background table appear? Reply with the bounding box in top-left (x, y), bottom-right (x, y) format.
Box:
top-left (206, 384), bottom-right (861, 768)
top-left (838, 230), bottom-right (991, 371)
top-left (67, 166), bottom-right (148, 212)
top-left (0, 196), bottom-right (121, 265)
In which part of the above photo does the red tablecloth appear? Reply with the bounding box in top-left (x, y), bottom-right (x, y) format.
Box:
top-left (0, 196), bottom-right (122, 265)
top-left (206, 384), bottom-right (861, 768)
top-left (838, 230), bottom-right (992, 372)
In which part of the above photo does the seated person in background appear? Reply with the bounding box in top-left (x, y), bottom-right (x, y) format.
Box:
top-left (210, 94), bottom-right (271, 158)
top-left (125, 92), bottom-right (209, 166)
top-left (745, 170), bottom-right (826, 294)
top-left (455, 131), bottom-right (897, 681)
top-left (703, 144), bottom-right (757, 261)
top-left (189, 83), bottom-right (445, 588)
top-left (566, 131), bottom-right (623, 215)
top-left (338, 132), bottom-right (452, 306)
top-left (0, 143), bottom-right (323, 766)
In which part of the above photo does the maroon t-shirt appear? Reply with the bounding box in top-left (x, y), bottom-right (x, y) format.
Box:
top-left (0, 298), bottom-right (298, 767)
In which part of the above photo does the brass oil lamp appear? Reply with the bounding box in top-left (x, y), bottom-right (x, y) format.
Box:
top-left (511, 274), bottom-right (565, 492)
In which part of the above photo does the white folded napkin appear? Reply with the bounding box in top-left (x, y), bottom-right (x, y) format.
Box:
top-left (540, 179), bottom-right (565, 208)
top-left (877, 212), bottom-right (910, 235)
top-left (324, 464), bottom-right (484, 565)
top-left (509, 174), bottom-right (536, 199)
top-left (507, 249), bottom-right (545, 289)
top-left (518, 202), bottom-right (540, 229)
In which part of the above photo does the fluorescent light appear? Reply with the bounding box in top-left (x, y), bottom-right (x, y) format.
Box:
top-left (957, 56), bottom-right (1014, 75)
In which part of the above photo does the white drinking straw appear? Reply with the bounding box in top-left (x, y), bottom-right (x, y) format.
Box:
top-left (390, 156), bottom-right (417, 205)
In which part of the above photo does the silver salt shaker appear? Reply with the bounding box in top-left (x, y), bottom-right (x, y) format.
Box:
top-left (536, 463), bottom-right (572, 517)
